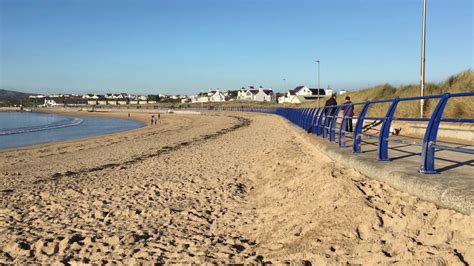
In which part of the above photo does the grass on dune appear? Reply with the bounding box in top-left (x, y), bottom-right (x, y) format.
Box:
top-left (301, 69), bottom-right (474, 119)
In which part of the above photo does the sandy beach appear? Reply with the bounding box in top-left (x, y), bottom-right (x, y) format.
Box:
top-left (0, 110), bottom-right (472, 264)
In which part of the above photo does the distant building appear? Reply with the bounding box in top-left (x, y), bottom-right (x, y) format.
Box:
top-left (44, 97), bottom-right (87, 107)
top-left (192, 89), bottom-right (226, 103)
top-left (29, 95), bottom-right (46, 99)
top-left (237, 86), bottom-right (273, 102)
top-left (82, 94), bottom-right (100, 99)
top-left (325, 88), bottom-right (333, 97)
top-left (44, 98), bottom-right (63, 107)
top-left (137, 95), bottom-right (148, 101)
top-left (279, 86), bottom-right (326, 104)
top-left (196, 92), bottom-right (210, 103)
top-left (237, 87), bottom-right (256, 101)
top-left (253, 87), bottom-right (273, 102)
top-left (209, 90), bottom-right (226, 102)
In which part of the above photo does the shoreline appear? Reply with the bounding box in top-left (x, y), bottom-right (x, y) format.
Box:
top-left (0, 108), bottom-right (152, 153)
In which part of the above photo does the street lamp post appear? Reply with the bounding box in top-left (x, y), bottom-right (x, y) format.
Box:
top-left (420, 0), bottom-right (427, 118)
top-left (282, 78), bottom-right (287, 107)
top-left (316, 60), bottom-right (321, 108)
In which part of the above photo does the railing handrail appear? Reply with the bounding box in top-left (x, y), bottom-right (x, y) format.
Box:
top-left (197, 92), bottom-right (473, 175)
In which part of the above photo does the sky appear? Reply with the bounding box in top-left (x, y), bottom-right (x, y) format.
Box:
top-left (0, 0), bottom-right (472, 95)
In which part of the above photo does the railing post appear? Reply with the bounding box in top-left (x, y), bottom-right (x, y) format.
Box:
top-left (322, 107), bottom-right (329, 138)
top-left (316, 107), bottom-right (326, 136)
top-left (339, 104), bottom-right (353, 148)
top-left (302, 108), bottom-right (309, 128)
top-left (308, 108), bottom-right (320, 133)
top-left (323, 106), bottom-right (335, 139)
top-left (300, 108), bottom-right (308, 127)
top-left (378, 98), bottom-right (400, 161)
top-left (306, 108), bottom-right (317, 131)
top-left (298, 109), bottom-right (301, 125)
top-left (420, 93), bottom-right (450, 174)
top-left (353, 102), bottom-right (371, 153)
top-left (303, 108), bottom-right (312, 130)
top-left (330, 105), bottom-right (343, 142)
top-left (296, 109), bottom-right (301, 125)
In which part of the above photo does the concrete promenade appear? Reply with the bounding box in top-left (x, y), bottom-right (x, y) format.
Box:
top-left (280, 116), bottom-right (474, 215)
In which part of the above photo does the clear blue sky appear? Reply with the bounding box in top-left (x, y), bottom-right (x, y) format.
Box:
top-left (1, 0), bottom-right (472, 95)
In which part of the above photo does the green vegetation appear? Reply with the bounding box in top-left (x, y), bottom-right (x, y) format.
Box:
top-left (301, 69), bottom-right (474, 118)
top-left (0, 98), bottom-right (43, 108)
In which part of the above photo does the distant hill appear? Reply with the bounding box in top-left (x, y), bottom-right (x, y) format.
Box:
top-left (0, 89), bottom-right (38, 101)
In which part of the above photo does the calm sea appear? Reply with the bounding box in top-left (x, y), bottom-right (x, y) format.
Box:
top-left (0, 112), bottom-right (144, 150)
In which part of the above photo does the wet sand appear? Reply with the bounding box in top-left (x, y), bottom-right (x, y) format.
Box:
top-left (0, 110), bottom-right (472, 264)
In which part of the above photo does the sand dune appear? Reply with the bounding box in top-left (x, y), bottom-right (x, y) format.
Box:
top-left (0, 111), bottom-right (472, 264)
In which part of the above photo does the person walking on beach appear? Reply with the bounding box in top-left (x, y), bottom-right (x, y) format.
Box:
top-left (151, 115), bottom-right (154, 125)
top-left (154, 114), bottom-right (158, 125)
top-left (324, 93), bottom-right (338, 134)
top-left (342, 96), bottom-right (354, 132)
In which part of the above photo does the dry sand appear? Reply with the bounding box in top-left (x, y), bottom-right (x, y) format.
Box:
top-left (0, 110), bottom-right (472, 264)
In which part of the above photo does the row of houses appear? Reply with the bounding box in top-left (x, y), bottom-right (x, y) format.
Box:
top-left (86, 99), bottom-right (157, 105)
top-left (38, 85), bottom-right (341, 107)
top-left (187, 86), bottom-right (275, 103)
top-left (43, 97), bottom-right (157, 107)
top-left (236, 86), bottom-right (274, 102)
top-left (188, 89), bottom-right (226, 103)
top-left (82, 93), bottom-right (148, 101)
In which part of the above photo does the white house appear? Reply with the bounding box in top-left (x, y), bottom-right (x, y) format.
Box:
top-left (105, 93), bottom-right (125, 99)
top-left (196, 92), bottom-right (210, 103)
top-left (44, 97), bottom-right (87, 107)
top-left (339, 90), bottom-right (347, 95)
top-left (83, 94), bottom-right (100, 99)
top-left (137, 95), bottom-right (148, 101)
top-left (44, 98), bottom-right (64, 107)
top-left (29, 95), bottom-right (46, 99)
top-left (237, 87), bottom-right (257, 101)
top-left (190, 95), bottom-right (199, 103)
top-left (237, 86), bottom-right (273, 101)
top-left (280, 86), bottom-right (326, 104)
top-left (253, 87), bottom-right (273, 102)
top-left (325, 89), bottom-right (333, 97)
top-left (209, 90), bottom-right (226, 102)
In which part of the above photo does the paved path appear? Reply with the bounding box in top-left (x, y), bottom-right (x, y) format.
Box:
top-left (286, 118), bottom-right (474, 215)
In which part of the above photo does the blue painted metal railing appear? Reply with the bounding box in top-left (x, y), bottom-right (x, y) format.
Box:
top-left (204, 92), bottom-right (474, 174)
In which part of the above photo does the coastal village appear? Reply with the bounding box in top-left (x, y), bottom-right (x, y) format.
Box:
top-left (27, 86), bottom-right (341, 107)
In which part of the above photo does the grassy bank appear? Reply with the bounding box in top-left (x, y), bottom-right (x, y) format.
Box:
top-left (301, 69), bottom-right (474, 118)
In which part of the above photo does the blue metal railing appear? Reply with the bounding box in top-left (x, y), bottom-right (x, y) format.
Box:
top-left (199, 92), bottom-right (473, 174)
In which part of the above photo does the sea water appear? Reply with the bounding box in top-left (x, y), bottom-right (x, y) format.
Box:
top-left (0, 112), bottom-right (144, 149)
